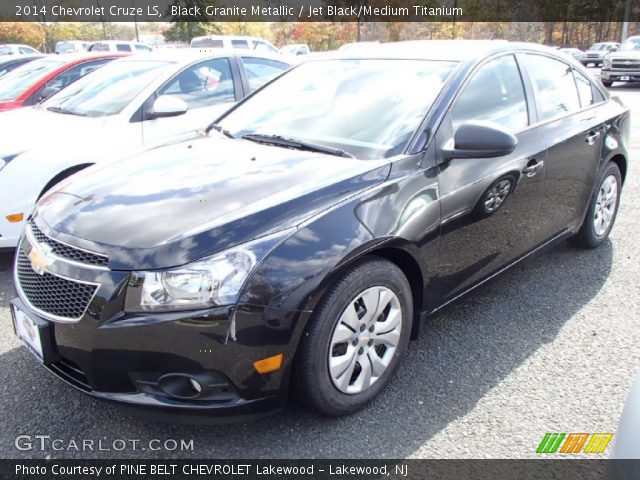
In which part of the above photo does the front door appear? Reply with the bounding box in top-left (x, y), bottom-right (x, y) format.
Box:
top-left (141, 57), bottom-right (239, 148)
top-left (434, 54), bottom-right (546, 302)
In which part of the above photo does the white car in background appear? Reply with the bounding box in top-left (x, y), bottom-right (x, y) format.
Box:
top-left (88, 40), bottom-right (153, 53)
top-left (0, 44), bottom-right (40, 55)
top-left (55, 40), bottom-right (90, 54)
top-left (0, 50), bottom-right (291, 248)
top-left (190, 35), bottom-right (279, 54)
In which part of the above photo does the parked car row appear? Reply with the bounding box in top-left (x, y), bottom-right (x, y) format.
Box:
top-left (0, 49), bottom-right (291, 249)
top-left (4, 40), bottom-right (629, 424)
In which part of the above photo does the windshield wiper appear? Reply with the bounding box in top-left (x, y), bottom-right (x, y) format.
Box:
top-left (241, 133), bottom-right (355, 158)
top-left (47, 106), bottom-right (87, 117)
top-left (205, 123), bottom-right (235, 138)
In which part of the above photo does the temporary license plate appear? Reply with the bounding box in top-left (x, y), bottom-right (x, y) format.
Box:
top-left (620, 76), bottom-right (630, 81)
top-left (12, 305), bottom-right (44, 361)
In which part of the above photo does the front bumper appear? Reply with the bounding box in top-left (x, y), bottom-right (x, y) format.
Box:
top-left (600, 69), bottom-right (640, 83)
top-left (11, 293), bottom-right (310, 423)
top-left (11, 225), bottom-right (311, 423)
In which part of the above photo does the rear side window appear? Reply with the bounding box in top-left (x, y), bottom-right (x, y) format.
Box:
top-left (89, 43), bottom-right (109, 52)
top-left (135, 44), bottom-right (151, 52)
top-left (191, 39), bottom-right (224, 48)
top-left (158, 58), bottom-right (235, 109)
top-left (116, 44), bottom-right (132, 52)
top-left (231, 40), bottom-right (249, 49)
top-left (573, 69), bottom-right (595, 107)
top-left (451, 54), bottom-right (528, 133)
top-left (241, 57), bottom-right (290, 91)
top-left (524, 54), bottom-right (580, 122)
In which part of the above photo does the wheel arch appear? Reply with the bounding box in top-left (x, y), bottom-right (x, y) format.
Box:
top-left (38, 163), bottom-right (94, 199)
top-left (607, 153), bottom-right (627, 186)
top-left (300, 243), bottom-right (426, 341)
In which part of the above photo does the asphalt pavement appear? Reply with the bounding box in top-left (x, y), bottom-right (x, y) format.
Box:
top-left (0, 77), bottom-right (638, 459)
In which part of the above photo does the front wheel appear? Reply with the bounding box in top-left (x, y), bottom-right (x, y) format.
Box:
top-left (571, 162), bottom-right (622, 249)
top-left (292, 257), bottom-right (413, 416)
top-left (602, 80), bottom-right (613, 87)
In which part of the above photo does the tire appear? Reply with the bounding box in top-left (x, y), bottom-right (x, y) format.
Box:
top-left (292, 257), bottom-right (413, 416)
top-left (571, 162), bottom-right (622, 249)
top-left (602, 80), bottom-right (613, 88)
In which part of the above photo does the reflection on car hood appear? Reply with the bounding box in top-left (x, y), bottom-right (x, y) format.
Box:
top-left (0, 106), bottom-right (109, 158)
top-left (36, 135), bottom-right (390, 269)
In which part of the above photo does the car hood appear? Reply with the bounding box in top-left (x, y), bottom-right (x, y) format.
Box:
top-left (0, 106), bottom-right (111, 158)
top-left (35, 135), bottom-right (390, 270)
top-left (607, 50), bottom-right (640, 60)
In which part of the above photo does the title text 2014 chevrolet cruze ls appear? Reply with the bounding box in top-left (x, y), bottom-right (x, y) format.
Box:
top-left (11, 41), bottom-right (629, 422)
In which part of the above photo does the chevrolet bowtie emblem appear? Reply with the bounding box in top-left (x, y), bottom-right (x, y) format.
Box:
top-left (28, 242), bottom-right (54, 275)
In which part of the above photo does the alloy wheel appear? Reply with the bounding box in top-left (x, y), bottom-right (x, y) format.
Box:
top-left (593, 174), bottom-right (618, 237)
top-left (328, 286), bottom-right (402, 395)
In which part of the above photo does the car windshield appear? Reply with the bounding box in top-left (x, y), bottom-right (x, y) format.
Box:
top-left (44, 59), bottom-right (174, 117)
top-left (0, 46), bottom-right (13, 55)
top-left (620, 38), bottom-right (640, 51)
top-left (590, 43), bottom-right (611, 51)
top-left (0, 58), bottom-right (64, 102)
top-left (219, 59), bottom-right (456, 159)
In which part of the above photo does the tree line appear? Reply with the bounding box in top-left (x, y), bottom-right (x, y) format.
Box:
top-left (0, 21), bottom-right (638, 52)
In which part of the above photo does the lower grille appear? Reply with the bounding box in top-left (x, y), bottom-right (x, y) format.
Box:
top-left (16, 249), bottom-right (98, 321)
top-left (49, 357), bottom-right (91, 391)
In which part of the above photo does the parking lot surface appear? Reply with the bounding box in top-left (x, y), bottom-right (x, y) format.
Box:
top-left (0, 80), bottom-right (638, 460)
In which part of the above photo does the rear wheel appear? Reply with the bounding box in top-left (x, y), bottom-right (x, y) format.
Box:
top-left (292, 257), bottom-right (413, 416)
top-left (572, 162), bottom-right (621, 249)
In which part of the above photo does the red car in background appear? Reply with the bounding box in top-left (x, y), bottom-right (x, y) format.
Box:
top-left (0, 53), bottom-right (126, 112)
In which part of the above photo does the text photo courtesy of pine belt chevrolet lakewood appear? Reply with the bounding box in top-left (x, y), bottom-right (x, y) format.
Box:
top-left (10, 40), bottom-right (629, 422)
top-left (0, 50), bottom-right (291, 249)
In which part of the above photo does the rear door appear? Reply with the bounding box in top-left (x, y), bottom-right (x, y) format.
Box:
top-left (520, 53), bottom-right (604, 239)
top-left (141, 57), bottom-right (241, 147)
top-left (435, 54), bottom-right (547, 300)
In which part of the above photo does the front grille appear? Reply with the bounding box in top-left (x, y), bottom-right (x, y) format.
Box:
top-left (611, 60), bottom-right (640, 70)
top-left (16, 249), bottom-right (97, 321)
top-left (29, 222), bottom-right (108, 268)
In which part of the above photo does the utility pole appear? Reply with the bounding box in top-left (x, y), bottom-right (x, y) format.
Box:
top-left (621, 0), bottom-right (631, 42)
top-left (132, 0), bottom-right (140, 41)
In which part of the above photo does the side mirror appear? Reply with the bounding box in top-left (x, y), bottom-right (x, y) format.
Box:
top-left (39, 86), bottom-right (60, 101)
top-left (147, 95), bottom-right (188, 120)
top-left (445, 122), bottom-right (518, 159)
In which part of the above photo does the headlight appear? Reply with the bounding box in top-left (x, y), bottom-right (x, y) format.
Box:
top-left (125, 229), bottom-right (293, 312)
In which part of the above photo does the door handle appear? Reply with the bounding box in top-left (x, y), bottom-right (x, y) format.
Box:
top-left (522, 160), bottom-right (544, 177)
top-left (586, 131), bottom-right (601, 145)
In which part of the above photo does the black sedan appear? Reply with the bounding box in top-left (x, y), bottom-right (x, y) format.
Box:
top-left (11, 41), bottom-right (629, 422)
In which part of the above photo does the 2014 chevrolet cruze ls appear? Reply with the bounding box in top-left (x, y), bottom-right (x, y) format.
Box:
top-left (11, 41), bottom-right (629, 422)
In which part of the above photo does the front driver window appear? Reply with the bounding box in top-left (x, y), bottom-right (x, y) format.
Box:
top-left (451, 54), bottom-right (529, 133)
top-left (158, 58), bottom-right (235, 109)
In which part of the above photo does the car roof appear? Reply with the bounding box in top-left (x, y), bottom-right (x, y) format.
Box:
top-left (319, 40), bottom-right (559, 62)
top-left (35, 52), bottom-right (126, 63)
top-left (115, 49), bottom-right (289, 65)
top-left (0, 54), bottom-right (43, 63)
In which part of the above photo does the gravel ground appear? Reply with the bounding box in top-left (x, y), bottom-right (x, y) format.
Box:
top-left (0, 82), bottom-right (638, 460)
